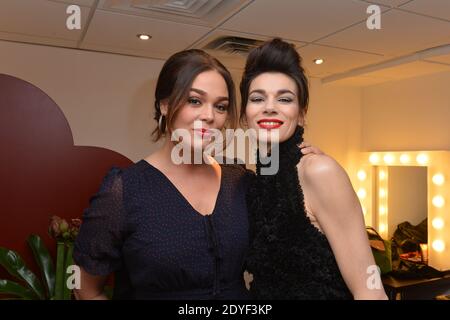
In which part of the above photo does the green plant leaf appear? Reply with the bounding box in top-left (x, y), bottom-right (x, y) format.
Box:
top-left (27, 234), bottom-right (55, 298)
top-left (0, 279), bottom-right (37, 300)
top-left (54, 242), bottom-right (65, 300)
top-left (0, 247), bottom-right (45, 300)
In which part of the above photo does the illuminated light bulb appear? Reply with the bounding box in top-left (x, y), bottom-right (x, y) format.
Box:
top-left (432, 173), bottom-right (445, 186)
top-left (416, 153), bottom-right (428, 165)
top-left (383, 154), bottom-right (395, 165)
top-left (379, 170), bottom-right (386, 181)
top-left (137, 34), bottom-right (151, 40)
top-left (379, 206), bottom-right (387, 215)
top-left (432, 240), bottom-right (445, 252)
top-left (357, 188), bottom-right (367, 199)
top-left (313, 58), bottom-right (324, 65)
top-left (379, 224), bottom-right (386, 233)
top-left (432, 195), bottom-right (445, 208)
top-left (357, 170), bottom-right (367, 181)
top-left (379, 188), bottom-right (387, 198)
top-left (369, 154), bottom-right (380, 165)
top-left (400, 154), bottom-right (410, 164)
top-left (432, 217), bottom-right (444, 230)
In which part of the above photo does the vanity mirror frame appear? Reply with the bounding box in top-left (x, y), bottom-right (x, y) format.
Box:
top-left (354, 151), bottom-right (450, 271)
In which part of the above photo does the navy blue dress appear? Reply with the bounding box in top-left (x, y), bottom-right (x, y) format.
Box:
top-left (73, 160), bottom-right (251, 300)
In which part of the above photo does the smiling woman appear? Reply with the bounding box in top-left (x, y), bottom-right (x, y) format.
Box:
top-left (72, 49), bottom-right (251, 300)
top-left (242, 38), bottom-right (388, 300)
top-left (151, 49), bottom-right (237, 142)
top-left (245, 73), bottom-right (302, 144)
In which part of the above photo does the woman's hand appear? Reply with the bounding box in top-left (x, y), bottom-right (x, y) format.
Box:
top-left (243, 270), bottom-right (254, 291)
top-left (299, 142), bottom-right (324, 155)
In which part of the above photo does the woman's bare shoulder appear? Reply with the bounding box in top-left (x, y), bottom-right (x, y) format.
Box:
top-left (297, 153), bottom-right (344, 181)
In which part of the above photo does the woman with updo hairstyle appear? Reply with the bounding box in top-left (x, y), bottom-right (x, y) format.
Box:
top-left (241, 38), bottom-right (388, 300)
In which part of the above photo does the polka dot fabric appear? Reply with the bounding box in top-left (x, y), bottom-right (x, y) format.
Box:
top-left (73, 160), bottom-right (251, 300)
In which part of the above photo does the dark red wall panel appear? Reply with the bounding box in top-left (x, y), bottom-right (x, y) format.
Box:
top-left (0, 74), bottom-right (133, 283)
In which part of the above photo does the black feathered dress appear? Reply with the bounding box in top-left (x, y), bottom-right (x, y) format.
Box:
top-left (245, 126), bottom-right (353, 300)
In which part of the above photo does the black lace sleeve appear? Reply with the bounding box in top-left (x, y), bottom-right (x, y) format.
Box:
top-left (73, 167), bottom-right (125, 276)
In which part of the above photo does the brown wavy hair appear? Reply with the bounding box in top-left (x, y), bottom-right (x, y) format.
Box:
top-left (152, 49), bottom-right (237, 141)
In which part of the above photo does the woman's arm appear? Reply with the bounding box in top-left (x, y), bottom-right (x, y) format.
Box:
top-left (72, 168), bottom-right (125, 300)
top-left (73, 267), bottom-right (109, 300)
top-left (299, 154), bottom-right (388, 300)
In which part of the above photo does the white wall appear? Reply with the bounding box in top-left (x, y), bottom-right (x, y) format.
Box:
top-left (307, 78), bottom-right (362, 171)
top-left (0, 40), bottom-right (164, 162)
top-left (361, 71), bottom-right (450, 152)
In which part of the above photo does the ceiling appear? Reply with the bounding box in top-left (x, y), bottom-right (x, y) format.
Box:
top-left (0, 0), bottom-right (449, 86)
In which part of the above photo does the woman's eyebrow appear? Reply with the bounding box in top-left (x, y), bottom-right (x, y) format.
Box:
top-left (190, 88), bottom-right (206, 96)
top-left (277, 89), bottom-right (296, 96)
top-left (249, 89), bottom-right (296, 96)
top-left (191, 88), bottom-right (228, 101)
top-left (249, 89), bottom-right (266, 95)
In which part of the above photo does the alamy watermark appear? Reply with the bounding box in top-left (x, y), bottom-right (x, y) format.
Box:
top-left (66, 5), bottom-right (81, 30)
top-left (366, 265), bottom-right (383, 290)
top-left (66, 4), bottom-right (382, 31)
top-left (66, 265), bottom-right (81, 290)
top-left (367, 5), bottom-right (382, 30)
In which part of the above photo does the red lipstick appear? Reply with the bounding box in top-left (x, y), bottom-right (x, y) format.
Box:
top-left (257, 118), bottom-right (284, 129)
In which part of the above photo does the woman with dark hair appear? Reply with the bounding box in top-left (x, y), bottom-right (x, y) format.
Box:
top-left (72, 49), bottom-right (251, 300)
top-left (241, 38), bottom-right (388, 300)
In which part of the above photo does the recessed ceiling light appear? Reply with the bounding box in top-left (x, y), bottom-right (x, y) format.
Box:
top-left (137, 34), bottom-right (151, 40)
top-left (313, 58), bottom-right (324, 65)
